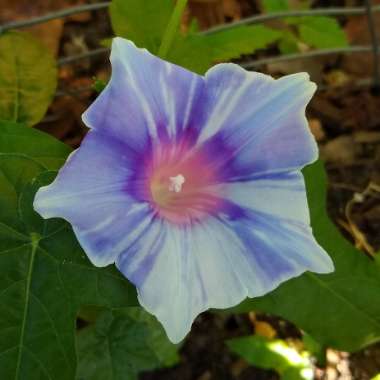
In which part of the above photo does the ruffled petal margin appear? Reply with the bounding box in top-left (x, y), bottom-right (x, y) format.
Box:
top-left (34, 131), bottom-right (153, 267)
top-left (82, 38), bottom-right (205, 149)
top-left (199, 64), bottom-right (318, 179)
top-left (117, 212), bottom-right (333, 343)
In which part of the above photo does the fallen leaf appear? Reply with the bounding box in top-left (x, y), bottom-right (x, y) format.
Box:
top-left (320, 136), bottom-right (357, 164)
top-left (254, 321), bottom-right (277, 339)
top-left (309, 118), bottom-right (326, 142)
top-left (24, 20), bottom-right (64, 56)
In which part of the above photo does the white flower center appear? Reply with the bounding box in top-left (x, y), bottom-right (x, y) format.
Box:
top-left (168, 174), bottom-right (185, 193)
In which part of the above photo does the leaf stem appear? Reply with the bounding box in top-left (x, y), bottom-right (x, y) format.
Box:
top-left (157, 0), bottom-right (188, 59)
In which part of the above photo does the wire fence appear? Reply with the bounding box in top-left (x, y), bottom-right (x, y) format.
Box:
top-left (1, 0), bottom-right (379, 92)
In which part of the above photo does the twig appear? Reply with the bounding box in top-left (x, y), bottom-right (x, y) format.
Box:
top-left (56, 45), bottom-right (375, 68)
top-left (241, 46), bottom-right (374, 69)
top-left (2, 3), bottom-right (380, 36)
top-left (344, 183), bottom-right (380, 257)
top-left (329, 183), bottom-right (364, 193)
top-left (317, 78), bottom-right (373, 91)
top-left (203, 5), bottom-right (380, 34)
top-left (0, 2), bottom-right (110, 34)
top-left (58, 47), bottom-right (110, 66)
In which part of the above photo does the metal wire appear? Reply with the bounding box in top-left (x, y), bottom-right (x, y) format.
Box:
top-left (365, 0), bottom-right (380, 90)
top-left (57, 45), bottom-right (375, 68)
top-left (242, 46), bottom-right (375, 69)
top-left (2, 3), bottom-right (380, 34)
top-left (58, 47), bottom-right (110, 66)
top-left (0, 2), bottom-right (110, 34)
top-left (204, 5), bottom-right (380, 34)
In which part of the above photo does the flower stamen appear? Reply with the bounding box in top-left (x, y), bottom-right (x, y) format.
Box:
top-left (168, 174), bottom-right (185, 193)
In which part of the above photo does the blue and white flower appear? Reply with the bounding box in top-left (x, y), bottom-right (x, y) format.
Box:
top-left (34, 37), bottom-right (334, 343)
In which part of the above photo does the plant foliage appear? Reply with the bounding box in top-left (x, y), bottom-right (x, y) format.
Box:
top-left (0, 32), bottom-right (57, 127)
top-left (0, 1), bottom-right (376, 380)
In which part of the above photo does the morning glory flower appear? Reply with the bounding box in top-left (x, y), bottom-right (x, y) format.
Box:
top-left (34, 37), bottom-right (334, 343)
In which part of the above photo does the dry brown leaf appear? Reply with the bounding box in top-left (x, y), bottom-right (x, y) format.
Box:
top-left (188, 0), bottom-right (224, 29)
top-left (324, 70), bottom-right (351, 88)
top-left (0, 0), bottom-right (85, 56)
top-left (222, 0), bottom-right (242, 21)
top-left (254, 320), bottom-right (277, 339)
top-left (320, 136), bottom-right (356, 164)
top-left (24, 20), bottom-right (64, 56)
top-left (267, 59), bottom-right (325, 84)
top-left (309, 118), bottom-right (326, 142)
top-left (342, 0), bottom-right (380, 77)
top-left (230, 359), bottom-right (249, 377)
top-left (196, 371), bottom-right (212, 380)
top-left (188, 0), bottom-right (242, 29)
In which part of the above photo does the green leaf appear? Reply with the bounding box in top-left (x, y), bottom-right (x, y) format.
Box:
top-left (262, 0), bottom-right (310, 12)
top-left (0, 124), bottom-right (138, 379)
top-left (227, 335), bottom-right (313, 380)
top-left (168, 34), bottom-right (215, 74)
top-left (157, 0), bottom-right (188, 59)
top-left (237, 161), bottom-right (380, 352)
top-left (291, 16), bottom-right (348, 49)
top-left (132, 308), bottom-right (179, 367)
top-left (168, 25), bottom-right (281, 75)
top-left (262, 0), bottom-right (289, 12)
top-left (109, 0), bottom-right (174, 53)
top-left (0, 121), bottom-right (71, 169)
top-left (92, 78), bottom-right (107, 93)
top-left (278, 30), bottom-right (300, 54)
top-left (374, 252), bottom-right (380, 268)
top-left (262, 3), bottom-right (345, 52)
top-left (0, 32), bottom-right (57, 127)
top-left (109, 0), bottom-right (280, 75)
top-left (302, 333), bottom-right (326, 367)
top-left (76, 308), bottom-right (179, 380)
top-left (206, 25), bottom-right (281, 62)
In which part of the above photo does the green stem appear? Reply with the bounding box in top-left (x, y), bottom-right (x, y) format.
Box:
top-left (157, 0), bottom-right (188, 59)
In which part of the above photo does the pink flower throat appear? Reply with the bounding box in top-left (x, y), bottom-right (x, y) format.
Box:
top-left (148, 143), bottom-right (222, 224)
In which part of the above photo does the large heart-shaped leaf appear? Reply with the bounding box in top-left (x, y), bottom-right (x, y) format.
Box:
top-left (0, 32), bottom-right (57, 127)
top-left (238, 161), bottom-right (380, 352)
top-left (76, 308), bottom-right (179, 380)
top-left (0, 123), bottom-right (138, 379)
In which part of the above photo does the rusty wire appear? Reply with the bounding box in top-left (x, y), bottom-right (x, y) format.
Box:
top-left (365, 0), bottom-right (380, 89)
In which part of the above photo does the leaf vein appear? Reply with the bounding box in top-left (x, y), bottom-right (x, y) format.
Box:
top-left (307, 272), bottom-right (380, 329)
top-left (29, 292), bottom-right (71, 368)
top-left (14, 239), bottom-right (37, 380)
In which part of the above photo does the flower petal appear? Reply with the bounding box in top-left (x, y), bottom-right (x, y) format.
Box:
top-left (227, 210), bottom-right (334, 293)
top-left (33, 131), bottom-right (152, 266)
top-left (199, 64), bottom-right (318, 179)
top-left (82, 37), bottom-right (205, 148)
top-left (116, 218), bottom-right (249, 343)
top-left (220, 171), bottom-right (310, 224)
top-left (116, 210), bottom-right (333, 343)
